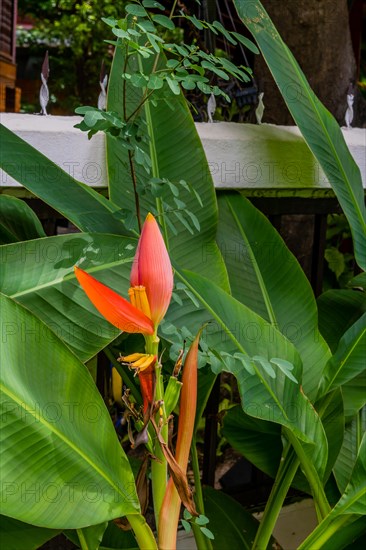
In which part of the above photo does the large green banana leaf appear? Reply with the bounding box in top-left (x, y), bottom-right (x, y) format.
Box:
top-left (223, 392), bottom-right (344, 493)
top-left (0, 194), bottom-right (46, 244)
top-left (318, 313), bottom-right (366, 398)
top-left (0, 293), bottom-right (139, 529)
top-left (106, 44), bottom-right (229, 289)
top-left (0, 234), bottom-right (137, 361)
top-left (0, 233), bottom-right (225, 363)
top-left (0, 125), bottom-right (129, 236)
top-left (317, 289), bottom-right (366, 352)
top-left (222, 405), bottom-right (281, 478)
top-left (334, 432), bottom-right (366, 515)
top-left (342, 371), bottom-right (366, 419)
top-left (178, 269), bottom-right (328, 479)
top-left (0, 515), bottom-right (60, 550)
top-left (217, 192), bottom-right (331, 400)
top-left (203, 486), bottom-right (277, 549)
top-left (301, 515), bottom-right (366, 550)
top-left (233, 0), bottom-right (366, 271)
top-left (334, 409), bottom-right (366, 494)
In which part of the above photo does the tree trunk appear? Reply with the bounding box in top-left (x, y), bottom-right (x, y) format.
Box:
top-left (254, 0), bottom-right (366, 126)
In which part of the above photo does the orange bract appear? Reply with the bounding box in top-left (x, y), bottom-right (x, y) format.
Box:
top-left (74, 214), bottom-right (173, 335)
top-left (74, 266), bottom-right (154, 335)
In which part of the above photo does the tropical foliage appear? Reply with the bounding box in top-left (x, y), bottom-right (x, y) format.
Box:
top-left (0, 1), bottom-right (365, 549)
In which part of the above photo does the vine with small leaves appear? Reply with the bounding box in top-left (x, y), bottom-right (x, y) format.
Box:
top-left (75, 0), bottom-right (256, 234)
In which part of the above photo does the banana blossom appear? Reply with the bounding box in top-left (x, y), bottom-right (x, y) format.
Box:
top-left (74, 213), bottom-right (173, 409)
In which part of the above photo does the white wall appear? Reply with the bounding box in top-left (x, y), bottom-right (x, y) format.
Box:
top-left (1, 114), bottom-right (365, 194)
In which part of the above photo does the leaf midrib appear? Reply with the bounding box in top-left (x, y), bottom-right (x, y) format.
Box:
top-left (177, 270), bottom-right (289, 420)
top-left (9, 257), bottom-right (134, 298)
top-left (323, 325), bottom-right (366, 394)
top-left (226, 197), bottom-right (277, 325)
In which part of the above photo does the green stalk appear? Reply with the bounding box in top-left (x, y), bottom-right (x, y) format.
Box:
top-left (76, 529), bottom-right (88, 550)
top-left (138, 56), bottom-right (170, 526)
top-left (191, 522), bottom-right (213, 550)
top-left (191, 436), bottom-right (213, 550)
top-left (169, 0), bottom-right (178, 18)
top-left (252, 445), bottom-right (299, 550)
top-left (283, 428), bottom-right (331, 519)
top-left (145, 333), bottom-right (168, 531)
top-left (191, 436), bottom-right (204, 513)
top-left (127, 513), bottom-right (158, 549)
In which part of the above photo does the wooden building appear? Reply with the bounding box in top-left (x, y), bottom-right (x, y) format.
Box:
top-left (0, 0), bottom-right (20, 112)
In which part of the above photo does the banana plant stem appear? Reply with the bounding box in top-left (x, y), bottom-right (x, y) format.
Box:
top-left (146, 334), bottom-right (168, 531)
top-left (191, 436), bottom-right (205, 513)
top-left (252, 444), bottom-right (299, 550)
top-left (191, 522), bottom-right (213, 550)
top-left (127, 513), bottom-right (158, 549)
top-left (283, 428), bottom-right (331, 519)
top-left (76, 529), bottom-right (88, 550)
top-left (190, 436), bottom-right (213, 550)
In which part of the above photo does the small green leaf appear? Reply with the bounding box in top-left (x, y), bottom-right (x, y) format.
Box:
top-left (174, 197), bottom-right (186, 209)
top-left (200, 527), bottom-right (215, 540)
top-left (195, 515), bottom-right (210, 526)
top-left (84, 110), bottom-right (105, 127)
top-left (234, 353), bottom-right (256, 375)
top-left (181, 519), bottom-right (191, 532)
top-left (171, 292), bottom-right (183, 306)
top-left (126, 4), bottom-right (148, 17)
top-left (166, 59), bottom-right (180, 69)
top-left (142, 0), bottom-right (165, 9)
top-left (232, 32), bottom-right (260, 54)
top-left (175, 44), bottom-right (189, 56)
top-left (182, 78), bottom-right (196, 90)
top-left (166, 77), bottom-right (180, 95)
top-left (185, 210), bottom-right (201, 232)
top-left (147, 74), bottom-right (164, 89)
top-left (174, 210), bottom-right (194, 234)
top-left (205, 22), bottom-right (218, 35)
top-left (212, 21), bottom-right (237, 45)
top-left (75, 105), bottom-right (98, 114)
top-left (127, 28), bottom-right (141, 36)
top-left (147, 32), bottom-right (163, 53)
top-left (152, 14), bottom-right (175, 29)
top-left (270, 358), bottom-right (298, 384)
top-left (130, 73), bottom-right (149, 87)
top-left (112, 27), bottom-right (130, 39)
top-left (183, 509), bottom-right (192, 520)
top-left (101, 17), bottom-right (118, 27)
top-left (252, 355), bottom-right (276, 378)
top-left (186, 14), bottom-right (205, 30)
top-left (201, 60), bottom-right (229, 80)
top-left (197, 81), bottom-right (211, 94)
top-left (137, 20), bottom-right (156, 32)
top-left (176, 283), bottom-right (201, 308)
top-left (167, 180), bottom-right (179, 197)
